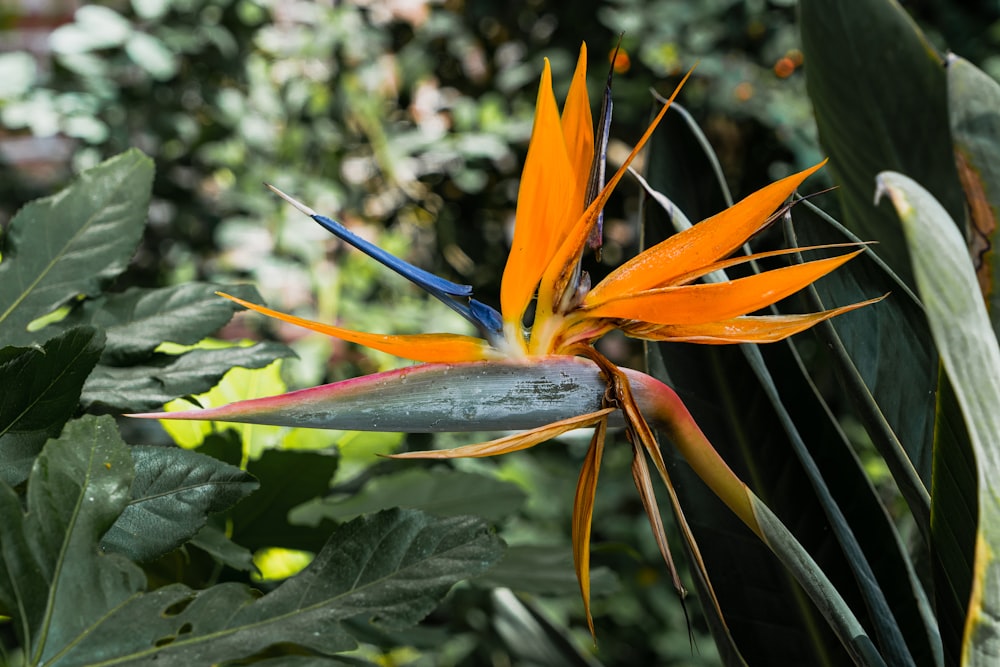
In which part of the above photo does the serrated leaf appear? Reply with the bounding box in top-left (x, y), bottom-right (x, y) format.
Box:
top-left (81, 341), bottom-right (294, 412)
top-left (52, 283), bottom-right (264, 364)
top-left (291, 468), bottom-right (526, 525)
top-left (0, 149), bottom-right (154, 346)
top-left (100, 446), bottom-right (259, 562)
top-left (44, 509), bottom-right (504, 665)
top-left (880, 171), bottom-right (1000, 667)
top-left (0, 415), bottom-right (145, 663)
top-left (0, 327), bottom-right (104, 486)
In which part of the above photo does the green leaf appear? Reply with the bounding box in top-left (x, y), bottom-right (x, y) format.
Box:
top-left (476, 544), bottom-right (617, 597)
top-left (291, 468), bottom-right (527, 525)
top-left (0, 327), bottom-right (104, 487)
top-left (229, 447), bottom-right (339, 553)
top-left (800, 0), bottom-right (965, 288)
top-left (100, 446), bottom-right (259, 562)
top-left (81, 341), bottom-right (294, 412)
top-left (879, 171), bottom-right (1000, 667)
top-left (54, 283), bottom-right (264, 364)
top-left (44, 509), bottom-right (504, 665)
top-left (0, 415), bottom-right (145, 663)
top-left (189, 523), bottom-right (257, 573)
top-left (641, 128), bottom-right (931, 665)
top-left (947, 54), bottom-right (1000, 337)
top-left (0, 149), bottom-right (154, 346)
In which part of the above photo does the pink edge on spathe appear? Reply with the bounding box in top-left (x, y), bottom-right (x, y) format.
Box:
top-left (129, 356), bottom-right (665, 433)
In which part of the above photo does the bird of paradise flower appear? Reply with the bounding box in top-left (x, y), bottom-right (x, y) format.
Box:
top-left (132, 44), bottom-right (879, 642)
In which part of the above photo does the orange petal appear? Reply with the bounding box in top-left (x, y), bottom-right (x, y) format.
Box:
top-left (618, 296), bottom-right (884, 343)
top-left (561, 44), bottom-right (594, 217)
top-left (663, 241), bottom-right (869, 288)
top-left (218, 292), bottom-right (493, 363)
top-left (500, 59), bottom-right (577, 332)
top-left (582, 250), bottom-right (863, 325)
top-left (572, 417), bottom-right (607, 639)
top-left (536, 68), bottom-right (694, 320)
top-left (388, 408), bottom-right (614, 459)
top-left (586, 161), bottom-right (826, 304)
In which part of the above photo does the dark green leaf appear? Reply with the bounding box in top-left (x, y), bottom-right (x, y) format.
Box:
top-left (476, 544), bottom-right (617, 597)
top-left (291, 468), bottom-right (526, 525)
top-left (189, 522), bottom-right (256, 572)
top-left (0, 327), bottom-right (104, 486)
top-left (81, 341), bottom-right (294, 412)
top-left (100, 445), bottom-right (259, 562)
top-left (0, 149), bottom-right (154, 346)
top-left (800, 0), bottom-right (965, 288)
top-left (52, 282), bottom-right (265, 364)
top-left (0, 415), bottom-right (145, 663)
top-left (47, 509), bottom-right (504, 665)
top-left (642, 127), bottom-right (930, 666)
top-left (231, 447), bottom-right (339, 553)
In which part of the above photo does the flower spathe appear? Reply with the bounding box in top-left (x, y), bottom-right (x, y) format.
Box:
top-left (131, 43), bottom-right (878, 637)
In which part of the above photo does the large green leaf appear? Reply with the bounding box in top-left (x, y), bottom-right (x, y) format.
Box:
top-left (100, 445), bottom-right (259, 562)
top-left (0, 149), bottom-right (154, 346)
top-left (799, 0), bottom-right (965, 288)
top-left (880, 171), bottom-right (1000, 667)
top-left (0, 327), bottom-right (104, 487)
top-left (0, 415), bottom-right (145, 662)
top-left (81, 341), bottom-right (294, 412)
top-left (291, 468), bottom-right (527, 525)
top-left (947, 54), bottom-right (1000, 337)
top-left (52, 283), bottom-right (265, 364)
top-left (39, 509), bottom-right (504, 665)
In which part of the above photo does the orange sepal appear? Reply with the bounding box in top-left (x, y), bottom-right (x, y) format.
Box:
top-left (572, 417), bottom-right (607, 639)
top-left (582, 250), bottom-right (863, 325)
top-left (586, 161), bottom-right (826, 304)
top-left (387, 408), bottom-right (614, 459)
top-left (536, 68), bottom-right (694, 319)
top-left (218, 292), bottom-right (494, 363)
top-left (500, 59), bottom-right (578, 332)
top-left (618, 296), bottom-right (885, 343)
top-left (561, 43), bottom-right (595, 216)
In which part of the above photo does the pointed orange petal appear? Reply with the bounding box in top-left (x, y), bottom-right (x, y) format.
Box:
top-left (561, 44), bottom-right (594, 216)
top-left (500, 59), bottom-right (577, 331)
top-left (663, 241), bottom-right (869, 288)
top-left (586, 161), bottom-right (826, 304)
top-left (536, 68), bottom-right (694, 318)
top-left (582, 250), bottom-right (863, 324)
top-left (388, 408), bottom-right (614, 459)
top-left (618, 296), bottom-right (884, 343)
top-left (218, 292), bottom-right (493, 363)
top-left (572, 417), bottom-right (606, 639)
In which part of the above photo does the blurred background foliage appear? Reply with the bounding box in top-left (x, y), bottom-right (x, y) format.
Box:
top-left (3, 0), bottom-right (1000, 664)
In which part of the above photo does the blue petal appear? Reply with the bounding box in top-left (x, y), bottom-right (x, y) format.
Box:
top-left (267, 185), bottom-right (503, 344)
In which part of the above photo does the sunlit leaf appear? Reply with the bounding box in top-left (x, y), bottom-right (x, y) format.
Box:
top-left (0, 149), bottom-right (153, 346)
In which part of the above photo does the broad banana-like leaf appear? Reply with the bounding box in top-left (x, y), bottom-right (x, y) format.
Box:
top-left (947, 54), bottom-right (1000, 337)
top-left (879, 171), bottom-right (1000, 667)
